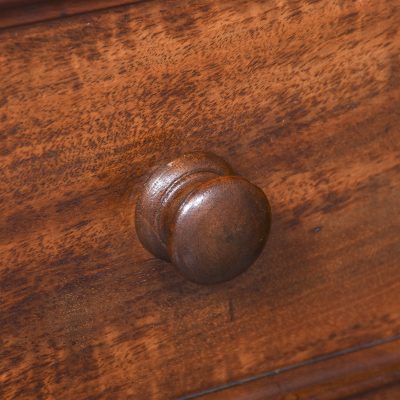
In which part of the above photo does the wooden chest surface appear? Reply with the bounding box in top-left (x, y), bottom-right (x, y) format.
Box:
top-left (0, 0), bottom-right (399, 399)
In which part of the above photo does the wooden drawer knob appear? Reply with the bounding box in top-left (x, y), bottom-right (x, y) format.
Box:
top-left (135, 152), bottom-right (271, 284)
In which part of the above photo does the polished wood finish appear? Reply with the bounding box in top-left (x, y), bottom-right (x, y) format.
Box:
top-left (195, 338), bottom-right (400, 399)
top-left (0, 0), bottom-right (399, 398)
top-left (0, 0), bottom-right (142, 30)
top-left (350, 383), bottom-right (400, 400)
top-left (136, 152), bottom-right (271, 284)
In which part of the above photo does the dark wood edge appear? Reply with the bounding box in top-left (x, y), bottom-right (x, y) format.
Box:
top-left (182, 336), bottom-right (400, 400)
top-left (0, 0), bottom-right (145, 30)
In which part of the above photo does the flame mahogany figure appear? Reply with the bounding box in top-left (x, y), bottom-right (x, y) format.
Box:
top-left (0, 0), bottom-right (399, 399)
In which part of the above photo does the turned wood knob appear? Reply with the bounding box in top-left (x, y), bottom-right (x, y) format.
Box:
top-left (135, 152), bottom-right (271, 284)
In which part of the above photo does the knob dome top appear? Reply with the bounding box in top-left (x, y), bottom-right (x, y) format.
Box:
top-left (171, 175), bottom-right (270, 284)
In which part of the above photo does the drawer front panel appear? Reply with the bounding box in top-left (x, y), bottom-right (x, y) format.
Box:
top-left (0, 0), bottom-right (399, 399)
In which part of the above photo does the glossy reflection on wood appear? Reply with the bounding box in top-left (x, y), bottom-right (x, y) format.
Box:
top-left (136, 152), bottom-right (271, 284)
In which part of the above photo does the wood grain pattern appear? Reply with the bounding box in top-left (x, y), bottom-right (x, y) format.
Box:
top-left (0, 0), bottom-right (142, 30)
top-left (349, 383), bottom-right (400, 400)
top-left (194, 337), bottom-right (400, 399)
top-left (0, 0), bottom-right (399, 398)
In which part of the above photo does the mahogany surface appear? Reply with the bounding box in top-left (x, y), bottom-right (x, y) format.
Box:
top-left (0, 0), bottom-right (142, 29)
top-left (195, 338), bottom-right (400, 399)
top-left (0, 0), bottom-right (399, 399)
